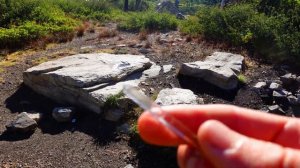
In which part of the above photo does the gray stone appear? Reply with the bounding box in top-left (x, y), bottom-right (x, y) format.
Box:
top-left (176, 13), bottom-right (186, 20)
top-left (116, 123), bottom-right (130, 134)
top-left (269, 82), bottom-right (282, 91)
top-left (297, 76), bottom-right (300, 83)
top-left (24, 53), bottom-right (160, 114)
top-left (273, 90), bottom-right (291, 104)
top-left (142, 64), bottom-right (161, 78)
top-left (6, 112), bottom-right (37, 133)
top-left (124, 164), bottom-right (134, 168)
top-left (52, 107), bottom-right (74, 122)
top-left (139, 48), bottom-right (151, 54)
top-left (179, 52), bottom-right (244, 90)
top-left (280, 73), bottom-right (297, 85)
top-left (273, 90), bottom-right (289, 98)
top-left (140, 81), bottom-right (149, 86)
top-left (155, 88), bottom-right (200, 106)
top-left (80, 46), bottom-right (95, 50)
top-left (27, 113), bottom-right (42, 122)
top-left (116, 44), bottom-right (126, 47)
top-left (104, 108), bottom-right (124, 122)
top-left (253, 82), bottom-right (267, 89)
top-left (287, 95), bottom-right (299, 105)
top-left (163, 65), bottom-right (173, 73)
top-left (267, 105), bottom-right (285, 115)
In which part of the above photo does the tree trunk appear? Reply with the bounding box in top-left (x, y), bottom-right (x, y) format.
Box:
top-left (135, 0), bottom-right (141, 11)
top-left (175, 0), bottom-right (179, 8)
top-left (124, 0), bottom-right (129, 11)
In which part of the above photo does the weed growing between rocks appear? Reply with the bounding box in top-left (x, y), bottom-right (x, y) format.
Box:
top-left (238, 74), bottom-right (248, 84)
top-left (103, 92), bottom-right (125, 109)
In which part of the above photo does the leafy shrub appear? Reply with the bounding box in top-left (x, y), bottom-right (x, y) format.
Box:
top-left (118, 12), bottom-right (178, 31)
top-left (179, 16), bottom-right (202, 37)
top-left (180, 2), bottom-right (300, 64)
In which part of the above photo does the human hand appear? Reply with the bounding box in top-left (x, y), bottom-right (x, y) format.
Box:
top-left (138, 104), bottom-right (300, 168)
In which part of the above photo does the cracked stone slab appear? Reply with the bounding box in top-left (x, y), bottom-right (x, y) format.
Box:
top-left (179, 52), bottom-right (245, 90)
top-left (24, 53), bottom-right (161, 114)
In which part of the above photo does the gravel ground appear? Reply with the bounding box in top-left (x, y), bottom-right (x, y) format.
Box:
top-left (0, 23), bottom-right (296, 168)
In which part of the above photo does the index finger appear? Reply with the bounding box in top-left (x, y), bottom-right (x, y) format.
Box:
top-left (138, 104), bottom-right (300, 148)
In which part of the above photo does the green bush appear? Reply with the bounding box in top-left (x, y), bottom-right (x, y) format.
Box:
top-left (0, 0), bottom-right (116, 49)
top-left (179, 16), bottom-right (202, 37)
top-left (118, 12), bottom-right (178, 31)
top-left (180, 2), bottom-right (300, 64)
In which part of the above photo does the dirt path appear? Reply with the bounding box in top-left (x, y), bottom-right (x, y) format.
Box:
top-left (0, 23), bottom-right (286, 167)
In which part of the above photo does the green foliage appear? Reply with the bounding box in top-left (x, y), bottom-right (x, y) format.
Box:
top-left (104, 92), bottom-right (124, 108)
top-left (180, 1), bottom-right (300, 64)
top-left (179, 16), bottom-right (202, 37)
top-left (0, 0), bottom-right (112, 49)
top-left (130, 121), bottom-right (139, 134)
top-left (237, 74), bottom-right (248, 84)
top-left (118, 12), bottom-right (178, 31)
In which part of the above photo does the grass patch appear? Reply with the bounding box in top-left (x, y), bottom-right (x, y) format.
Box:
top-left (32, 57), bottom-right (49, 65)
top-left (96, 49), bottom-right (115, 54)
top-left (0, 50), bottom-right (36, 68)
top-left (130, 122), bottom-right (139, 134)
top-left (237, 74), bottom-right (247, 84)
top-left (104, 92), bottom-right (124, 108)
top-left (150, 93), bottom-right (159, 101)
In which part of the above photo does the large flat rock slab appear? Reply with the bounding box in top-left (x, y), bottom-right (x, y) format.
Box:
top-left (24, 53), bottom-right (159, 114)
top-left (179, 52), bottom-right (245, 90)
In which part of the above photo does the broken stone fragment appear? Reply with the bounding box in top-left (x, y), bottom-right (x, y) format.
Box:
top-left (162, 65), bottom-right (173, 73)
top-left (116, 123), bottom-right (130, 134)
top-left (267, 105), bottom-right (285, 115)
top-left (179, 52), bottom-right (244, 90)
top-left (287, 95), bottom-right (300, 105)
top-left (27, 113), bottom-right (42, 122)
top-left (253, 82), bottom-right (267, 89)
top-left (269, 82), bottom-right (282, 91)
top-left (52, 107), bottom-right (74, 122)
top-left (155, 88), bottom-right (202, 106)
top-left (297, 76), bottom-right (300, 83)
top-left (280, 73), bottom-right (297, 86)
top-left (273, 90), bottom-right (289, 98)
top-left (124, 164), bottom-right (134, 168)
top-left (6, 112), bottom-right (37, 133)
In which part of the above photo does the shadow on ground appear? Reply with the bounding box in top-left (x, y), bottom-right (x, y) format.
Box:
top-left (2, 84), bottom-right (118, 145)
top-left (178, 74), bottom-right (240, 101)
top-left (129, 134), bottom-right (179, 168)
top-left (0, 130), bottom-right (35, 141)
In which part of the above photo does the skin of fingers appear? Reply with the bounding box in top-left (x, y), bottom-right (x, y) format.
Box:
top-left (177, 145), bottom-right (213, 168)
top-left (138, 104), bottom-right (300, 148)
top-left (197, 120), bottom-right (300, 168)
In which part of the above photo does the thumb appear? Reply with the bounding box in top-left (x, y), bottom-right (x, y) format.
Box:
top-left (195, 120), bottom-right (300, 168)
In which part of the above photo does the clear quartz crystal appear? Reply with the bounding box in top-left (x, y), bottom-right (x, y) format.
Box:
top-left (123, 84), bottom-right (199, 148)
